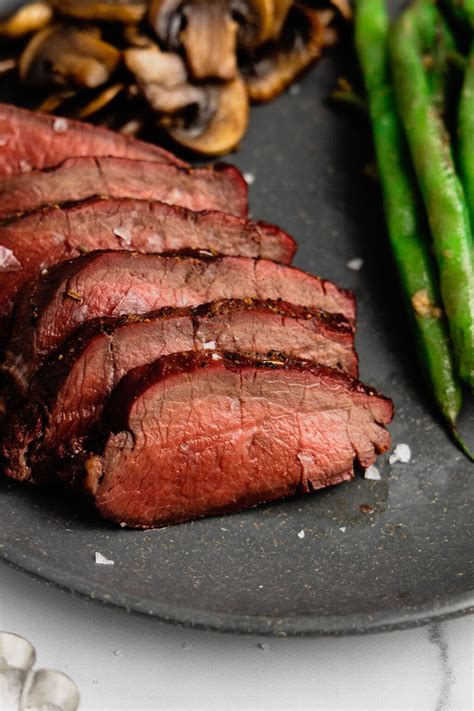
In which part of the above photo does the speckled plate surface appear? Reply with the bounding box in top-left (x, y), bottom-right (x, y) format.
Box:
top-left (0, 36), bottom-right (473, 636)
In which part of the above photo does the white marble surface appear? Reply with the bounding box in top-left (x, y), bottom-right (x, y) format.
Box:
top-left (0, 562), bottom-right (472, 711)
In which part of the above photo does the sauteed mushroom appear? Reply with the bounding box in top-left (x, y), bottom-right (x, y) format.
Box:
top-left (19, 25), bottom-right (121, 89)
top-left (168, 75), bottom-right (249, 155)
top-left (49, 0), bottom-right (147, 24)
top-left (125, 45), bottom-right (248, 155)
top-left (76, 83), bottom-right (124, 118)
top-left (148, 0), bottom-right (290, 80)
top-left (125, 45), bottom-right (205, 113)
top-left (243, 4), bottom-right (331, 102)
top-left (149, 1), bottom-right (235, 80)
top-left (0, 1), bottom-right (52, 39)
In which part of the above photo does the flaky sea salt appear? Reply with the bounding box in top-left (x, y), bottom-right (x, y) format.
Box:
top-left (211, 353), bottom-right (222, 360)
top-left (19, 160), bottom-right (31, 173)
top-left (244, 171), bottom-right (255, 186)
top-left (113, 226), bottom-right (132, 246)
top-left (203, 341), bottom-right (216, 350)
top-left (95, 552), bottom-right (114, 565)
top-left (53, 117), bottom-right (69, 133)
top-left (0, 246), bottom-right (21, 271)
top-left (389, 443), bottom-right (412, 464)
top-left (364, 465), bottom-right (381, 481)
top-left (346, 257), bottom-right (364, 271)
top-left (297, 529), bottom-right (305, 539)
top-left (339, 527), bottom-right (347, 533)
top-left (0, 137), bottom-right (7, 147)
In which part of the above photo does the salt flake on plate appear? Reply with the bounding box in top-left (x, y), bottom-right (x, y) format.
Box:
top-left (0, 246), bottom-right (21, 271)
top-left (389, 443), bottom-right (412, 464)
top-left (244, 171), bottom-right (255, 186)
top-left (346, 257), bottom-right (364, 271)
top-left (297, 529), bottom-right (305, 539)
top-left (339, 526), bottom-right (347, 533)
top-left (364, 464), bottom-right (381, 481)
top-left (95, 551), bottom-right (114, 565)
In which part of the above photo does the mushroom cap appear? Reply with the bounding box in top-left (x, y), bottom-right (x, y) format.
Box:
top-left (148, 0), bottom-right (285, 80)
top-left (244, 5), bottom-right (331, 103)
top-left (168, 75), bottom-right (249, 156)
top-left (149, 0), bottom-right (238, 81)
top-left (19, 24), bottom-right (121, 89)
top-left (0, 2), bottom-right (53, 39)
top-left (49, 0), bottom-right (147, 24)
top-left (125, 43), bottom-right (248, 156)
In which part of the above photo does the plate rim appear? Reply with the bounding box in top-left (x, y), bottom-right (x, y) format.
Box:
top-left (1, 552), bottom-right (472, 637)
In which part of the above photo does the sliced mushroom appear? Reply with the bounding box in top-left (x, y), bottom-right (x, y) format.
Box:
top-left (125, 45), bottom-right (248, 155)
top-left (125, 45), bottom-right (206, 114)
top-left (232, 0), bottom-right (276, 49)
top-left (243, 5), bottom-right (330, 102)
top-left (149, 1), bottom-right (237, 81)
top-left (36, 89), bottom-right (77, 113)
top-left (19, 25), bottom-right (121, 89)
top-left (268, 0), bottom-right (294, 39)
top-left (123, 23), bottom-right (154, 48)
top-left (75, 83), bottom-right (124, 118)
top-left (0, 2), bottom-right (53, 39)
top-left (0, 58), bottom-right (16, 75)
top-left (49, 0), bottom-right (147, 24)
top-left (168, 75), bottom-right (249, 155)
top-left (148, 0), bottom-right (290, 80)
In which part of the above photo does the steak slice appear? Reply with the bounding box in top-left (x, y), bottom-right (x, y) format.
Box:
top-left (2, 300), bottom-right (357, 484)
top-left (4, 251), bottom-right (356, 393)
top-left (0, 157), bottom-right (248, 219)
top-left (0, 103), bottom-right (185, 176)
top-left (0, 197), bottom-right (296, 331)
top-left (81, 352), bottom-right (393, 528)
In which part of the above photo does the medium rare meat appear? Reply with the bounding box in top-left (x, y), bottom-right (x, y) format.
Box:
top-left (80, 352), bottom-right (393, 528)
top-left (0, 157), bottom-right (248, 219)
top-left (3, 251), bottom-right (356, 393)
top-left (0, 103), bottom-right (185, 176)
top-left (3, 300), bottom-right (357, 484)
top-left (0, 197), bottom-right (296, 332)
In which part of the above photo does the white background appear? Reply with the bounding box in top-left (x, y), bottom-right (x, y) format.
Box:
top-left (0, 561), bottom-right (472, 711)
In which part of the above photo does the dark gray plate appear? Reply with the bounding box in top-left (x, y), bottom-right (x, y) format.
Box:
top-left (0, 40), bottom-right (473, 636)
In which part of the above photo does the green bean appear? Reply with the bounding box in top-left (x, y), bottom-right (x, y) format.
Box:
top-left (458, 44), bottom-right (474, 232)
top-left (354, 0), bottom-right (465, 440)
top-left (426, 14), bottom-right (458, 117)
top-left (390, 0), bottom-right (474, 389)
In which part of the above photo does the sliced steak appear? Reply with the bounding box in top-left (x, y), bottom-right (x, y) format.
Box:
top-left (0, 157), bottom-right (248, 219)
top-left (3, 299), bottom-right (357, 484)
top-left (0, 103), bottom-right (185, 176)
top-left (80, 352), bottom-right (393, 528)
top-left (4, 251), bottom-right (356, 393)
top-left (0, 197), bottom-right (296, 331)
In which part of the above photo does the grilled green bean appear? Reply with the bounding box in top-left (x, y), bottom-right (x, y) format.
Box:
top-left (390, 0), bottom-right (474, 388)
top-left (354, 0), bottom-right (466, 443)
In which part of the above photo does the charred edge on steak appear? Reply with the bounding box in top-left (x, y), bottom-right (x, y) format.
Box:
top-left (0, 156), bottom-right (249, 220)
top-left (84, 351), bottom-right (393, 527)
top-left (2, 250), bottom-right (356, 395)
top-left (0, 102), bottom-right (187, 173)
top-left (1, 299), bottom-right (357, 485)
top-left (104, 351), bottom-right (389, 436)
